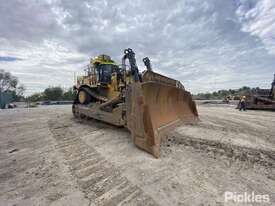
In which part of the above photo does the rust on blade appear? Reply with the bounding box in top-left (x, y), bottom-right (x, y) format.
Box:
top-left (126, 81), bottom-right (198, 158)
top-left (143, 105), bottom-right (155, 146)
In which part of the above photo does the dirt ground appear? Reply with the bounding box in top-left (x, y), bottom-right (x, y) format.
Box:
top-left (1, 104), bottom-right (275, 206)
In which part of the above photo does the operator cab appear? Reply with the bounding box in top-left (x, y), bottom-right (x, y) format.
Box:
top-left (96, 64), bottom-right (120, 84)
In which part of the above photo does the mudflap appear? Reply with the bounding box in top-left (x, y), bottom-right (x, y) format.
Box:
top-left (126, 82), bottom-right (198, 158)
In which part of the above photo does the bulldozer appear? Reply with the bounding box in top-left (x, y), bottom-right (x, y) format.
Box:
top-left (73, 48), bottom-right (198, 158)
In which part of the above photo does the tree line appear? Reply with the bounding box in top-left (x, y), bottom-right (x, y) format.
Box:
top-left (1, 69), bottom-right (267, 103)
top-left (0, 69), bottom-right (76, 104)
top-left (26, 87), bottom-right (76, 102)
top-left (193, 86), bottom-right (261, 100)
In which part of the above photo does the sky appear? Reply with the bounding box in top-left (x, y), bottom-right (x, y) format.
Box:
top-left (0, 0), bottom-right (275, 95)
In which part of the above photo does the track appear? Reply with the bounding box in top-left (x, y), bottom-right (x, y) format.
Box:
top-left (48, 120), bottom-right (157, 206)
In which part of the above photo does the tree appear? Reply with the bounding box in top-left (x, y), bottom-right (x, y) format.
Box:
top-left (194, 86), bottom-right (260, 100)
top-left (16, 84), bottom-right (25, 96)
top-left (12, 84), bottom-right (26, 101)
top-left (44, 87), bottom-right (63, 101)
top-left (26, 93), bottom-right (43, 102)
top-left (26, 86), bottom-right (76, 102)
top-left (0, 70), bottom-right (25, 108)
top-left (0, 69), bottom-right (18, 92)
top-left (63, 88), bottom-right (76, 100)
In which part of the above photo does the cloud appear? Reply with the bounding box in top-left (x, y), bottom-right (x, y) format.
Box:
top-left (0, 38), bottom-right (87, 94)
top-left (236, 0), bottom-right (275, 55)
top-left (0, 0), bottom-right (275, 95)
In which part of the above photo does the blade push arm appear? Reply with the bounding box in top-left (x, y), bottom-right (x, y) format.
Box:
top-left (143, 57), bottom-right (152, 71)
top-left (122, 48), bottom-right (141, 82)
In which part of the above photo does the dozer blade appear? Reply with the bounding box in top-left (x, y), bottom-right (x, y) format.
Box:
top-left (126, 82), bottom-right (198, 158)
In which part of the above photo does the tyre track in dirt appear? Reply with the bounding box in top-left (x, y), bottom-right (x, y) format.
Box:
top-left (48, 119), bottom-right (158, 206)
top-left (166, 133), bottom-right (275, 171)
top-left (45, 106), bottom-right (275, 205)
top-left (0, 113), bottom-right (78, 206)
top-left (170, 106), bottom-right (275, 177)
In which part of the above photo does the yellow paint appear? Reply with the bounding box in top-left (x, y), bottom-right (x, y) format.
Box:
top-left (78, 90), bottom-right (87, 104)
top-left (92, 54), bottom-right (116, 66)
top-left (77, 54), bottom-right (122, 101)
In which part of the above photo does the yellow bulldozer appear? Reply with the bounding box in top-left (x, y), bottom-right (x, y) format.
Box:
top-left (73, 48), bottom-right (198, 158)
